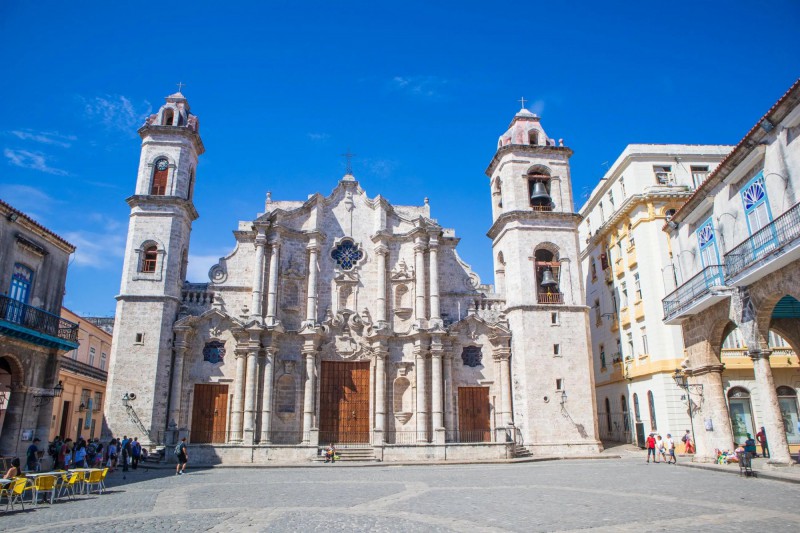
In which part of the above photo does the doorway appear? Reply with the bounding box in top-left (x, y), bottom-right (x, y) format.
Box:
top-left (457, 387), bottom-right (490, 442)
top-left (191, 384), bottom-right (229, 443)
top-left (319, 361), bottom-right (370, 445)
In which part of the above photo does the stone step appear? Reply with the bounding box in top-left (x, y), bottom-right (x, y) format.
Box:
top-left (315, 447), bottom-right (377, 462)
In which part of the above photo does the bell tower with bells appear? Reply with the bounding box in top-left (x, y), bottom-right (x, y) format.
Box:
top-left (103, 87), bottom-right (205, 444)
top-left (485, 100), bottom-right (600, 452)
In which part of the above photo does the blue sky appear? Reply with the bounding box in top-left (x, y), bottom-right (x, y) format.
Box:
top-left (1, 1), bottom-right (798, 317)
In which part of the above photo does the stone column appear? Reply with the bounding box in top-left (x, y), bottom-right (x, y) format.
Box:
top-left (305, 242), bottom-right (320, 325)
top-left (429, 237), bottom-right (441, 322)
top-left (415, 344), bottom-right (428, 442)
top-left (243, 329), bottom-right (261, 443)
top-left (265, 241), bottom-right (281, 326)
top-left (496, 348), bottom-right (513, 426)
top-left (374, 346), bottom-right (387, 444)
top-left (689, 364), bottom-right (734, 461)
top-left (443, 351), bottom-right (455, 435)
top-left (230, 347), bottom-right (248, 441)
top-left (750, 350), bottom-right (792, 464)
top-left (302, 350), bottom-right (316, 443)
top-left (374, 244), bottom-right (389, 324)
top-left (431, 338), bottom-right (444, 443)
top-left (413, 237), bottom-right (427, 323)
top-left (259, 347), bottom-right (276, 443)
top-left (168, 329), bottom-right (189, 438)
top-left (250, 232), bottom-right (267, 322)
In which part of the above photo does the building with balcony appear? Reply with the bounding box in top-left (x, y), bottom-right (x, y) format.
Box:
top-left (0, 199), bottom-right (78, 458)
top-left (49, 308), bottom-right (111, 443)
top-left (579, 145), bottom-right (731, 445)
top-left (664, 78), bottom-right (800, 464)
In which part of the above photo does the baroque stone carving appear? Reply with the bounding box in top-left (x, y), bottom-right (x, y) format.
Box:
top-left (321, 308), bottom-right (374, 360)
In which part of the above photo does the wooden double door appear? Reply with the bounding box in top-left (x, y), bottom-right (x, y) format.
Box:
top-left (458, 387), bottom-right (491, 442)
top-left (319, 361), bottom-right (370, 444)
top-left (191, 384), bottom-right (229, 443)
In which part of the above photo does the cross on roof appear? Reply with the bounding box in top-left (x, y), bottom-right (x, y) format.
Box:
top-left (341, 149), bottom-right (355, 175)
top-left (518, 97), bottom-right (527, 109)
top-left (177, 81), bottom-right (185, 93)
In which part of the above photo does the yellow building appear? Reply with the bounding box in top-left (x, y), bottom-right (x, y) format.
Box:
top-left (50, 309), bottom-right (111, 442)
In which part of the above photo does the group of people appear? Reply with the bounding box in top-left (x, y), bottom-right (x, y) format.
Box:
top-left (43, 434), bottom-right (146, 472)
top-left (645, 431), bottom-right (692, 464)
top-left (716, 427), bottom-right (770, 464)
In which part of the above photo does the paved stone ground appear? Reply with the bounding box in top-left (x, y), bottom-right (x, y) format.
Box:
top-left (4, 456), bottom-right (800, 532)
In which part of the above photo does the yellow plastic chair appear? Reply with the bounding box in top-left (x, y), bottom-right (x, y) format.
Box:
top-left (99, 467), bottom-right (109, 492)
top-left (7, 478), bottom-right (32, 511)
top-left (58, 472), bottom-right (81, 501)
top-left (33, 474), bottom-right (58, 505)
top-left (85, 469), bottom-right (103, 495)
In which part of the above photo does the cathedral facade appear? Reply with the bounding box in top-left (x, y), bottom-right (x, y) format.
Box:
top-left (103, 92), bottom-right (601, 462)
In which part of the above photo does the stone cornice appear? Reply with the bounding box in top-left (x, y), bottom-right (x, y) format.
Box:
top-left (487, 210), bottom-right (581, 240)
top-left (126, 195), bottom-right (199, 222)
top-left (485, 144), bottom-right (573, 176)
top-left (138, 124), bottom-right (205, 155)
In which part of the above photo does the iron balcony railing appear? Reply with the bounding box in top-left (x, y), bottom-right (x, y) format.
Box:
top-left (724, 201), bottom-right (800, 279)
top-left (662, 265), bottom-right (726, 321)
top-left (0, 294), bottom-right (78, 343)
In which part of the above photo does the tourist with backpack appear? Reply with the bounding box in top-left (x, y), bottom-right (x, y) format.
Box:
top-left (175, 437), bottom-right (188, 475)
top-left (48, 436), bottom-right (62, 469)
top-left (131, 437), bottom-right (142, 470)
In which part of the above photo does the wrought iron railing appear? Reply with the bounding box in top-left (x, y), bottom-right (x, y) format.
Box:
top-left (445, 429), bottom-right (493, 443)
top-left (662, 265), bottom-right (726, 320)
top-left (724, 201), bottom-right (800, 279)
top-left (0, 295), bottom-right (78, 343)
top-left (537, 292), bottom-right (564, 304)
top-left (318, 431), bottom-right (371, 446)
top-left (60, 357), bottom-right (108, 381)
top-left (384, 430), bottom-right (430, 444)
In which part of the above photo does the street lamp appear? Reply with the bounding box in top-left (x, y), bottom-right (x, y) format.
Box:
top-left (673, 369), bottom-right (703, 454)
top-left (33, 380), bottom-right (64, 407)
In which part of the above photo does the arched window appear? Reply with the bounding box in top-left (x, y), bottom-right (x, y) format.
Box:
top-left (777, 386), bottom-right (799, 445)
top-left (633, 393), bottom-right (641, 422)
top-left (162, 108), bottom-right (174, 126)
top-left (534, 247), bottom-right (561, 304)
top-left (151, 158), bottom-right (169, 195)
top-left (187, 168), bottom-right (195, 200)
top-left (604, 398), bottom-right (612, 432)
top-left (647, 390), bottom-right (657, 431)
top-left (621, 395), bottom-right (629, 431)
top-left (528, 130), bottom-right (539, 145)
top-left (728, 386), bottom-right (754, 444)
top-left (142, 245), bottom-right (158, 273)
top-left (527, 165), bottom-right (552, 211)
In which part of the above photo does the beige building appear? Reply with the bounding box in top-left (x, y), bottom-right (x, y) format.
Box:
top-left (579, 145), bottom-right (731, 445)
top-left (664, 79), bottom-right (800, 463)
top-left (0, 199), bottom-right (77, 458)
top-left (49, 309), bottom-right (111, 442)
top-left (103, 93), bottom-right (601, 463)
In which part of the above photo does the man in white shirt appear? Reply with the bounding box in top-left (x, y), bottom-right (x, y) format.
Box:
top-left (665, 434), bottom-right (676, 464)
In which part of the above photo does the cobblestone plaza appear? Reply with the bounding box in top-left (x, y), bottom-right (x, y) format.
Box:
top-left (5, 457), bottom-right (799, 532)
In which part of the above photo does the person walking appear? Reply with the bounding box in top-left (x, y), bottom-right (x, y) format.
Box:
top-left (121, 435), bottom-right (130, 472)
top-left (131, 437), bottom-right (141, 470)
top-left (25, 437), bottom-right (41, 472)
top-left (175, 437), bottom-right (188, 475)
top-left (107, 438), bottom-right (118, 472)
top-left (665, 434), bottom-right (677, 464)
top-left (48, 436), bottom-right (62, 469)
top-left (656, 435), bottom-right (667, 463)
top-left (646, 433), bottom-right (656, 463)
top-left (756, 427), bottom-right (769, 459)
top-left (74, 440), bottom-right (87, 468)
top-left (681, 430), bottom-right (694, 454)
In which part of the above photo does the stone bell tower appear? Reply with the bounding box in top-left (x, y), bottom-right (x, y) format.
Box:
top-left (104, 90), bottom-right (204, 444)
top-left (485, 102), bottom-right (600, 453)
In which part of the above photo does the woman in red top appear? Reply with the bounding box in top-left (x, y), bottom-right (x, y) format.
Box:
top-left (646, 434), bottom-right (657, 463)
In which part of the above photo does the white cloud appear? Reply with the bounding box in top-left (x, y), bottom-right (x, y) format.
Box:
top-left (9, 130), bottom-right (77, 148)
top-left (307, 132), bottom-right (330, 142)
top-left (81, 94), bottom-right (152, 133)
top-left (63, 227), bottom-right (126, 269)
top-left (187, 254), bottom-right (224, 283)
top-left (390, 76), bottom-right (448, 98)
top-left (361, 158), bottom-right (396, 179)
top-left (3, 148), bottom-right (69, 175)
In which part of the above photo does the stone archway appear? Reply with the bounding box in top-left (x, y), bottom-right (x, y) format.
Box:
top-left (0, 355), bottom-right (26, 455)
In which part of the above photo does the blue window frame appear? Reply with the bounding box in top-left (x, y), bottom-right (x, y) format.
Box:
top-left (696, 218), bottom-right (724, 287)
top-left (741, 171), bottom-right (777, 254)
top-left (7, 263), bottom-right (33, 323)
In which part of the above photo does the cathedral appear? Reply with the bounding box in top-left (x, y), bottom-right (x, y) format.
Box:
top-left (103, 91), bottom-right (601, 463)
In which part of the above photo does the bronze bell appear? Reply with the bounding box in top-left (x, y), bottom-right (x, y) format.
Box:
top-left (540, 269), bottom-right (558, 288)
top-left (530, 181), bottom-right (551, 203)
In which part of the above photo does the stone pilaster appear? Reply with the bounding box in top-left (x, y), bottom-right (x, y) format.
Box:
top-left (413, 237), bottom-right (427, 326)
top-left (415, 342), bottom-right (429, 442)
top-left (494, 347), bottom-right (513, 426)
top-left (687, 363), bottom-right (733, 461)
top-left (230, 346), bottom-right (248, 441)
top-left (374, 244), bottom-right (389, 325)
top-left (305, 238), bottom-right (320, 326)
top-left (430, 337), bottom-right (444, 430)
top-left (265, 240), bottom-right (281, 327)
top-left (243, 328), bottom-right (262, 444)
top-left (443, 350), bottom-right (455, 434)
top-left (249, 231), bottom-right (267, 322)
top-left (373, 344), bottom-right (387, 444)
top-left (428, 237), bottom-right (441, 325)
top-left (302, 349), bottom-right (316, 443)
top-left (168, 327), bottom-right (190, 439)
top-left (259, 346), bottom-right (276, 443)
top-left (749, 349), bottom-right (792, 464)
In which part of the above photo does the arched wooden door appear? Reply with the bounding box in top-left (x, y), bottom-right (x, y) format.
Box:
top-left (319, 361), bottom-right (370, 444)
